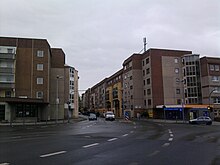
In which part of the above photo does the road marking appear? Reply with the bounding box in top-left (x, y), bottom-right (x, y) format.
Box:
top-left (170, 134), bottom-right (174, 137)
top-left (134, 126), bottom-right (137, 129)
top-left (122, 134), bottom-right (129, 137)
top-left (162, 143), bottom-right (170, 147)
top-left (40, 151), bottom-right (66, 158)
top-left (168, 138), bottom-right (173, 141)
top-left (107, 138), bottom-right (118, 142)
top-left (82, 143), bottom-right (99, 148)
top-left (147, 150), bottom-right (160, 157)
top-left (0, 163), bottom-right (10, 165)
top-left (130, 131), bottom-right (134, 133)
top-left (168, 129), bottom-right (172, 134)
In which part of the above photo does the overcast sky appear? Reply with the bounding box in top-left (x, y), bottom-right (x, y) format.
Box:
top-left (1, 0), bottom-right (220, 91)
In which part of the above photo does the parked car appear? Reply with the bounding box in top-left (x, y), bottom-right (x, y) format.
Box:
top-left (105, 111), bottom-right (115, 121)
top-left (189, 116), bottom-right (212, 125)
top-left (88, 113), bottom-right (97, 121)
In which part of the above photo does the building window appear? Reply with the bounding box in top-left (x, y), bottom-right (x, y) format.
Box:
top-left (176, 89), bottom-right (180, 94)
top-left (147, 78), bottom-right (150, 85)
top-left (37, 78), bottom-right (43, 84)
top-left (212, 76), bottom-right (219, 82)
top-left (144, 90), bottom-right (146, 96)
top-left (36, 91), bottom-right (43, 98)
top-left (215, 65), bottom-right (219, 71)
top-left (210, 64), bottom-right (214, 71)
top-left (143, 70), bottom-right (145, 76)
top-left (130, 85), bottom-right (133, 90)
top-left (143, 80), bottom-right (145, 86)
top-left (146, 58), bottom-right (149, 64)
top-left (7, 48), bottom-right (13, 53)
top-left (213, 97), bottom-right (220, 104)
top-left (5, 91), bottom-right (11, 97)
top-left (37, 64), bottom-right (44, 71)
top-left (174, 58), bottom-right (178, 63)
top-left (146, 68), bottom-right (150, 74)
top-left (148, 99), bottom-right (151, 105)
top-left (175, 68), bottom-right (179, 74)
top-left (147, 89), bottom-right (151, 95)
top-left (37, 50), bottom-right (44, 57)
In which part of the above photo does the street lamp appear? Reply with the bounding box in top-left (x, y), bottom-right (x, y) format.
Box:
top-left (56, 75), bottom-right (62, 124)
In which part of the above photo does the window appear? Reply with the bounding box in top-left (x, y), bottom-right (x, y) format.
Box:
top-left (36, 91), bottom-right (43, 98)
top-left (146, 58), bottom-right (149, 64)
top-left (37, 78), bottom-right (43, 84)
top-left (37, 64), bottom-right (44, 71)
top-left (146, 68), bottom-right (150, 74)
top-left (210, 65), bottom-right (214, 71)
top-left (148, 99), bottom-right (151, 105)
top-left (176, 89), bottom-right (180, 94)
top-left (212, 76), bottom-right (219, 82)
top-left (215, 65), bottom-right (219, 71)
top-left (5, 91), bottom-right (11, 97)
top-left (147, 89), bottom-right (151, 95)
top-left (7, 48), bottom-right (13, 53)
top-left (175, 68), bottom-right (179, 74)
top-left (144, 90), bottom-right (146, 96)
top-left (143, 80), bottom-right (145, 86)
top-left (143, 70), bottom-right (145, 76)
top-left (147, 78), bottom-right (150, 85)
top-left (37, 50), bottom-right (44, 57)
top-left (174, 58), bottom-right (178, 63)
top-left (130, 85), bottom-right (133, 90)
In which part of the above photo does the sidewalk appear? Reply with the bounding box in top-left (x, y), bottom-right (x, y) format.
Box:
top-left (0, 117), bottom-right (86, 127)
top-left (138, 118), bottom-right (220, 126)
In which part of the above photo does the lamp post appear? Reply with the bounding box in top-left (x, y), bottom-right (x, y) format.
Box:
top-left (56, 75), bottom-right (62, 124)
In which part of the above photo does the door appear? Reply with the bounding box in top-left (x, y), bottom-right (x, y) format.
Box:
top-left (0, 105), bottom-right (5, 121)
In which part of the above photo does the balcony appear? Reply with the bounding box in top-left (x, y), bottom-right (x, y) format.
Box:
top-left (0, 67), bottom-right (15, 73)
top-left (0, 83), bottom-right (15, 89)
top-left (0, 53), bottom-right (16, 60)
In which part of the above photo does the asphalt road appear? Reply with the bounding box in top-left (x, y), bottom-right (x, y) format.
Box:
top-left (0, 118), bottom-right (220, 165)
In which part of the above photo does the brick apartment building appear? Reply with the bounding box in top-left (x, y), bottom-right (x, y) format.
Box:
top-left (0, 37), bottom-right (79, 123)
top-left (83, 48), bottom-right (220, 120)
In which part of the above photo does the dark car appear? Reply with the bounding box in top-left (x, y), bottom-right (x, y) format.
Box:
top-left (189, 116), bottom-right (212, 125)
top-left (88, 113), bottom-right (97, 121)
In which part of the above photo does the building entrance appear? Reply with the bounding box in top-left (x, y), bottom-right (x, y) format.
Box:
top-left (0, 105), bottom-right (5, 121)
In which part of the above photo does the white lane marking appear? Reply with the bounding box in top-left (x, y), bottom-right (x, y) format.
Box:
top-left (0, 163), bottom-right (10, 165)
top-left (122, 134), bottom-right (129, 137)
top-left (170, 134), bottom-right (174, 137)
top-left (40, 151), bottom-right (66, 158)
top-left (134, 126), bottom-right (137, 129)
top-left (82, 143), bottom-right (99, 148)
top-left (168, 138), bottom-right (173, 141)
top-left (162, 143), bottom-right (170, 147)
top-left (147, 150), bottom-right (160, 157)
top-left (107, 138), bottom-right (118, 142)
top-left (130, 131), bottom-right (134, 133)
top-left (168, 129), bottom-right (172, 134)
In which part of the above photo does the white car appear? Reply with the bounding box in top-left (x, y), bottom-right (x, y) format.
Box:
top-left (105, 111), bottom-right (115, 121)
top-left (189, 116), bottom-right (212, 125)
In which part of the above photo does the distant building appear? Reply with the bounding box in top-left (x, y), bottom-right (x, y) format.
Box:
top-left (0, 37), bottom-right (79, 123)
top-left (83, 48), bottom-right (220, 120)
top-left (200, 57), bottom-right (220, 118)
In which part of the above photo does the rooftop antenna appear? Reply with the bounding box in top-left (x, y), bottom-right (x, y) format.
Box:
top-left (143, 37), bottom-right (147, 52)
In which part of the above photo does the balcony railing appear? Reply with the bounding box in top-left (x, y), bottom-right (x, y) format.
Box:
top-left (0, 83), bottom-right (15, 88)
top-left (0, 67), bottom-right (15, 73)
top-left (0, 53), bottom-right (16, 59)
